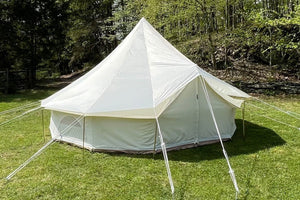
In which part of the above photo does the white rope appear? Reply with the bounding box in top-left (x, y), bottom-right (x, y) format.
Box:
top-left (247, 102), bottom-right (265, 111)
top-left (287, 111), bottom-right (300, 117)
top-left (247, 103), bottom-right (300, 130)
top-left (6, 115), bottom-right (84, 180)
top-left (288, 112), bottom-right (300, 120)
top-left (261, 115), bottom-right (299, 130)
top-left (152, 106), bottom-right (174, 195)
top-left (6, 138), bottom-right (55, 180)
top-left (0, 101), bottom-right (40, 116)
top-left (0, 106), bottom-right (42, 127)
top-left (200, 77), bottom-right (239, 194)
top-left (58, 115), bottom-right (84, 138)
top-left (155, 117), bottom-right (175, 194)
top-left (254, 97), bottom-right (300, 120)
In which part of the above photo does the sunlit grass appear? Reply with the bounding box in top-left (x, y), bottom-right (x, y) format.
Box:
top-left (0, 91), bottom-right (299, 199)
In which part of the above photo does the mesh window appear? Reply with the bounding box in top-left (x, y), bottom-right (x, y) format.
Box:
top-left (58, 116), bottom-right (82, 139)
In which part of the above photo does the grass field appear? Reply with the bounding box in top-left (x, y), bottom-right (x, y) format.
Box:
top-left (0, 90), bottom-right (299, 200)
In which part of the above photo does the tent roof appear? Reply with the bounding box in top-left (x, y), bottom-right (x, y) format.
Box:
top-left (41, 18), bottom-right (250, 118)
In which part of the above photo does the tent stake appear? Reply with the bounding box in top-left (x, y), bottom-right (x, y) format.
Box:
top-left (242, 101), bottom-right (246, 140)
top-left (41, 109), bottom-right (45, 143)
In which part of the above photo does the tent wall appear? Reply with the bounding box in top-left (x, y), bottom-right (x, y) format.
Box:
top-left (50, 111), bottom-right (156, 151)
top-left (159, 77), bottom-right (236, 149)
top-left (49, 77), bottom-right (237, 153)
top-left (86, 117), bottom-right (156, 151)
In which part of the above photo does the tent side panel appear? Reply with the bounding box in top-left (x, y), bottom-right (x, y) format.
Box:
top-left (86, 117), bottom-right (156, 151)
top-left (159, 77), bottom-right (236, 149)
top-left (50, 111), bottom-right (156, 151)
top-left (197, 77), bottom-right (236, 140)
top-left (49, 111), bottom-right (93, 149)
top-left (159, 79), bottom-right (199, 148)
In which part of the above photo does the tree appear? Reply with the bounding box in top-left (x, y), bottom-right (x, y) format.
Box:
top-left (66, 0), bottom-right (116, 72)
top-left (0, 0), bottom-right (69, 88)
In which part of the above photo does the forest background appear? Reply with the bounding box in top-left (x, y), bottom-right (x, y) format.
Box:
top-left (0, 0), bottom-right (299, 93)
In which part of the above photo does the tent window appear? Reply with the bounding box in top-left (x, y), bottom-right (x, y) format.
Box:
top-left (60, 116), bottom-right (81, 128)
top-left (58, 116), bottom-right (82, 138)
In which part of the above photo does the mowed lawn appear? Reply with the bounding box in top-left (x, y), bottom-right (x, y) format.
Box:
top-left (0, 90), bottom-right (299, 200)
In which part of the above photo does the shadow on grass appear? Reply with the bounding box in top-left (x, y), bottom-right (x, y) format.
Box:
top-left (107, 119), bottom-right (286, 162)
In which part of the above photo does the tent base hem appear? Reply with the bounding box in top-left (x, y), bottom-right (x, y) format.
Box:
top-left (55, 138), bottom-right (231, 154)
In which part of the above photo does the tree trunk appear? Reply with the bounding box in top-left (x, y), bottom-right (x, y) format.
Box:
top-left (208, 33), bottom-right (217, 69)
top-left (226, 0), bottom-right (229, 29)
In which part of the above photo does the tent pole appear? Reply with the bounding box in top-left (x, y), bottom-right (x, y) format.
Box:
top-left (82, 117), bottom-right (85, 158)
top-left (242, 101), bottom-right (246, 140)
top-left (153, 120), bottom-right (158, 158)
top-left (41, 109), bottom-right (45, 143)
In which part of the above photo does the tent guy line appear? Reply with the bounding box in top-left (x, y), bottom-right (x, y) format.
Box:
top-left (153, 108), bottom-right (175, 194)
top-left (287, 111), bottom-right (300, 117)
top-left (247, 103), bottom-right (299, 130)
top-left (200, 77), bottom-right (239, 194)
top-left (253, 97), bottom-right (300, 120)
top-left (0, 106), bottom-right (42, 127)
top-left (0, 101), bottom-right (40, 116)
top-left (5, 114), bottom-right (84, 180)
top-left (6, 138), bottom-right (55, 181)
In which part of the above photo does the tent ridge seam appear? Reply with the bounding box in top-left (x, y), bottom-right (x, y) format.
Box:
top-left (142, 21), bottom-right (156, 112)
top-left (84, 27), bottom-right (142, 115)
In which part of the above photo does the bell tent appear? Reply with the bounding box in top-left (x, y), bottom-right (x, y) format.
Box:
top-left (7, 18), bottom-right (251, 195)
top-left (41, 18), bottom-right (250, 153)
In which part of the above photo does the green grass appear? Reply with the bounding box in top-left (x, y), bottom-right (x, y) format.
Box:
top-left (0, 90), bottom-right (299, 200)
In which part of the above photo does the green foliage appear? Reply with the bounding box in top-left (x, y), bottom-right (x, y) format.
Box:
top-left (0, 0), bottom-right (69, 87)
top-left (66, 0), bottom-right (116, 72)
top-left (1, 0), bottom-right (299, 92)
top-left (112, 0), bottom-right (300, 69)
top-left (0, 91), bottom-right (299, 199)
top-left (239, 5), bottom-right (300, 67)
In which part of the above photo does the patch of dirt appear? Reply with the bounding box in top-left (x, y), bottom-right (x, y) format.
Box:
top-left (36, 68), bottom-right (88, 89)
top-left (201, 58), bottom-right (300, 95)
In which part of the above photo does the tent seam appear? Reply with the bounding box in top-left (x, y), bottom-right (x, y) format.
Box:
top-left (142, 20), bottom-right (200, 114)
top-left (141, 20), bottom-right (156, 112)
top-left (84, 23), bottom-right (142, 115)
top-left (203, 80), bottom-right (243, 108)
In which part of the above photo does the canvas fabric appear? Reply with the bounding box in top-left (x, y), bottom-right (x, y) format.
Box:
top-left (49, 78), bottom-right (236, 152)
top-left (41, 18), bottom-right (250, 119)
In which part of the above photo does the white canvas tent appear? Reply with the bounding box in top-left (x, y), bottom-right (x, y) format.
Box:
top-left (41, 17), bottom-right (250, 153)
top-left (39, 17), bottom-right (250, 195)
